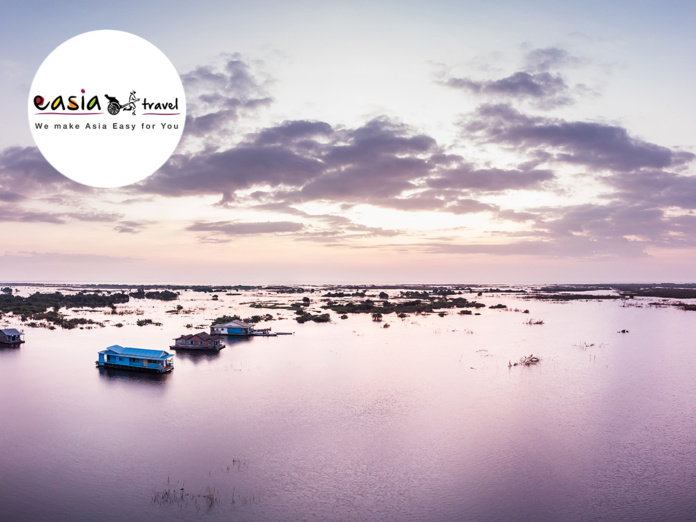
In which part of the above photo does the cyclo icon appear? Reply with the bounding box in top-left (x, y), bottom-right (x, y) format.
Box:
top-left (105, 91), bottom-right (140, 116)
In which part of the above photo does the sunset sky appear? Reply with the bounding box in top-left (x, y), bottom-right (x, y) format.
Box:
top-left (1, 0), bottom-right (695, 284)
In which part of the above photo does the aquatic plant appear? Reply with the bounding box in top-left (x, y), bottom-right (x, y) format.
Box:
top-left (296, 312), bottom-right (330, 324)
top-left (129, 288), bottom-right (179, 301)
top-left (0, 291), bottom-right (129, 320)
top-left (324, 297), bottom-right (485, 316)
top-left (136, 318), bottom-right (163, 327)
top-left (509, 354), bottom-right (540, 367)
top-left (152, 482), bottom-right (219, 509)
top-left (211, 315), bottom-right (242, 325)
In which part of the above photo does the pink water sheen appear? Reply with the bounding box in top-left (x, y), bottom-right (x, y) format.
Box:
top-left (1, 286), bottom-right (695, 521)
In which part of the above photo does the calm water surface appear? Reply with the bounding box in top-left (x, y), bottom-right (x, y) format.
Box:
top-left (1, 288), bottom-right (696, 521)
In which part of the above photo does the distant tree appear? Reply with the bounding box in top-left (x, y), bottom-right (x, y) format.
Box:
top-left (212, 315), bottom-right (241, 325)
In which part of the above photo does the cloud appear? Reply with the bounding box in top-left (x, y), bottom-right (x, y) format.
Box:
top-left (180, 55), bottom-right (273, 141)
top-left (0, 205), bottom-right (119, 224)
top-left (420, 235), bottom-right (647, 258)
top-left (114, 220), bottom-right (149, 234)
top-left (253, 120), bottom-right (334, 147)
top-left (0, 251), bottom-right (139, 263)
top-left (186, 220), bottom-right (304, 236)
top-left (427, 166), bottom-right (554, 192)
top-left (0, 146), bottom-right (84, 197)
top-left (443, 71), bottom-right (572, 108)
top-left (439, 47), bottom-right (588, 109)
top-left (464, 104), bottom-right (695, 172)
top-left (602, 170), bottom-right (696, 210)
top-left (0, 207), bottom-right (65, 223)
top-left (140, 146), bottom-right (325, 198)
top-left (524, 47), bottom-right (584, 72)
top-left (0, 190), bottom-right (24, 202)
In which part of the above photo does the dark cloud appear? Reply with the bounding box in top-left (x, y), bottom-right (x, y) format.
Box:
top-left (0, 190), bottom-right (24, 202)
top-left (67, 210), bottom-right (121, 222)
top-left (141, 145), bottom-right (325, 198)
top-left (297, 156), bottom-right (428, 203)
top-left (0, 205), bottom-right (119, 224)
top-left (114, 220), bottom-right (148, 234)
top-left (440, 47), bottom-right (595, 109)
top-left (465, 104), bottom-right (695, 172)
top-left (254, 120), bottom-right (334, 146)
top-left (0, 207), bottom-right (65, 223)
top-left (428, 167), bottom-right (554, 192)
top-left (0, 146), bottom-right (84, 197)
top-left (136, 111), bottom-right (568, 219)
top-left (540, 203), bottom-right (665, 242)
top-left (415, 197), bottom-right (696, 258)
top-left (138, 117), bottom-right (439, 207)
top-left (324, 118), bottom-right (436, 165)
top-left (602, 170), bottom-right (696, 210)
top-left (444, 72), bottom-right (571, 108)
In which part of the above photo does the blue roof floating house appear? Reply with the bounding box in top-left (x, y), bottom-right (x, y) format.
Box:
top-left (0, 328), bottom-right (24, 347)
top-left (96, 345), bottom-right (174, 373)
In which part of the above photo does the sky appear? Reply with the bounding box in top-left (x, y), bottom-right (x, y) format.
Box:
top-left (1, 0), bottom-right (696, 284)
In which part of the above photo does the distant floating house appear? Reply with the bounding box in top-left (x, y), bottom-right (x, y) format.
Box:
top-left (96, 345), bottom-right (174, 373)
top-left (0, 328), bottom-right (24, 347)
top-left (171, 332), bottom-right (225, 351)
top-left (211, 320), bottom-right (255, 336)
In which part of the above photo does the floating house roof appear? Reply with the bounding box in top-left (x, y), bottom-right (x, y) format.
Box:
top-left (101, 344), bottom-right (174, 359)
top-left (215, 320), bottom-right (253, 329)
top-left (174, 332), bottom-right (219, 341)
top-left (0, 328), bottom-right (23, 336)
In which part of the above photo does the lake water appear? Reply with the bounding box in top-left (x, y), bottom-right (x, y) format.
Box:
top-left (1, 287), bottom-right (696, 521)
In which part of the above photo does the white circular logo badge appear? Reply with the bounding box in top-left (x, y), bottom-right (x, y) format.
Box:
top-left (28, 30), bottom-right (186, 188)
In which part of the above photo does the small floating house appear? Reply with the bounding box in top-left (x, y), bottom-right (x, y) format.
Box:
top-left (0, 328), bottom-right (24, 347)
top-left (211, 320), bottom-right (255, 336)
top-left (96, 345), bottom-right (174, 373)
top-left (171, 332), bottom-right (225, 351)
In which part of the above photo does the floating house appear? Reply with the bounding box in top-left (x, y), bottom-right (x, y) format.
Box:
top-left (210, 320), bottom-right (256, 336)
top-left (171, 332), bottom-right (225, 351)
top-left (96, 345), bottom-right (174, 373)
top-left (0, 328), bottom-right (24, 347)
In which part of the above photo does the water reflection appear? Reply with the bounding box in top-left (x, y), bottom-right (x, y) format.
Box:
top-left (218, 336), bottom-right (254, 347)
top-left (97, 366), bottom-right (171, 386)
top-left (174, 350), bottom-right (222, 364)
